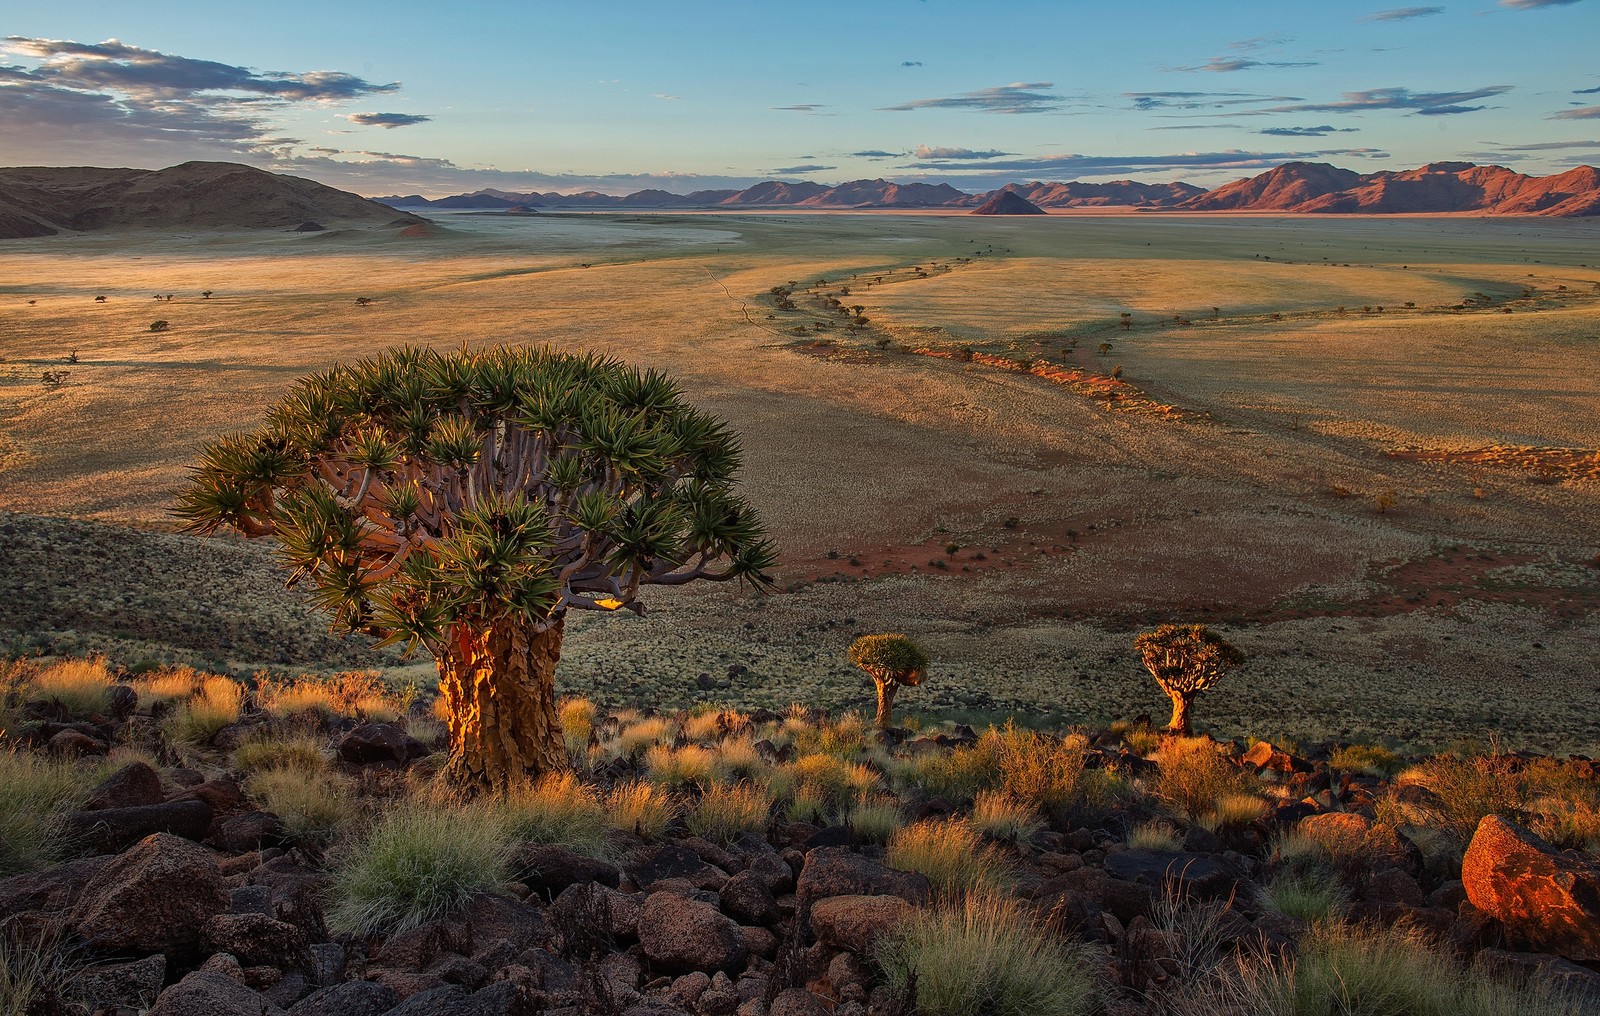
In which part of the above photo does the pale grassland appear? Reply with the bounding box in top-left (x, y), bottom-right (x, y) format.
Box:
top-left (2, 212), bottom-right (1597, 749)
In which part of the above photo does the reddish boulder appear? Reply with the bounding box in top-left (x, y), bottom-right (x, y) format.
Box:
top-left (810, 894), bottom-right (914, 953)
top-left (1462, 815), bottom-right (1600, 961)
top-left (70, 833), bottom-right (229, 955)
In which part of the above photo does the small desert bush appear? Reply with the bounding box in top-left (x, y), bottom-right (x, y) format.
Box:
top-left (0, 750), bottom-right (92, 876)
top-left (135, 667), bottom-right (201, 708)
top-left (166, 676), bottom-right (242, 745)
top-left (790, 710), bottom-right (868, 757)
top-left (1123, 727), bottom-right (1164, 756)
top-left (328, 803), bottom-right (512, 935)
top-left (26, 658), bottom-right (115, 717)
top-left (847, 797), bottom-right (903, 842)
top-left (354, 694), bottom-right (400, 723)
top-left (617, 717), bottom-right (672, 758)
top-left (789, 752), bottom-right (876, 808)
top-left (1155, 737), bottom-right (1247, 820)
top-left (876, 895), bottom-right (1097, 1016)
top-left (560, 697), bottom-right (596, 766)
top-left (606, 780), bottom-right (675, 839)
top-left (1203, 792), bottom-right (1269, 830)
top-left (682, 708), bottom-right (728, 743)
top-left (495, 772), bottom-right (612, 859)
top-left (645, 744), bottom-right (717, 789)
top-left (1182, 921), bottom-right (1588, 1015)
top-left (888, 819), bottom-right (1012, 897)
top-left (234, 731), bottom-right (325, 773)
top-left (786, 782), bottom-right (830, 824)
top-left (1127, 819), bottom-right (1182, 852)
top-left (889, 746), bottom-right (994, 803)
top-left (1260, 867), bottom-right (1347, 923)
top-left (970, 790), bottom-right (1042, 843)
top-left (257, 679), bottom-right (340, 721)
top-left (687, 781), bottom-right (772, 843)
top-left (713, 736), bottom-right (769, 783)
top-left (986, 724), bottom-right (1088, 818)
top-left (1330, 743), bottom-right (1404, 777)
top-left (1404, 754), bottom-right (1600, 853)
top-left (249, 768), bottom-right (354, 846)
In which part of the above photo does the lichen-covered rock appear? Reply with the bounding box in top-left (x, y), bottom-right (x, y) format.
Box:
top-left (287, 981), bottom-right (398, 1016)
top-left (810, 895), bottom-right (913, 953)
top-left (1463, 815), bottom-right (1600, 961)
top-left (65, 799), bottom-right (213, 853)
top-left (795, 847), bottom-right (929, 905)
top-left (202, 911), bottom-right (308, 968)
top-left (720, 869), bottom-right (779, 925)
top-left (638, 891), bottom-right (747, 974)
top-left (73, 954), bottom-right (166, 1011)
top-left (70, 833), bottom-right (229, 955)
top-left (149, 969), bottom-right (285, 1016)
top-left (81, 761), bottom-right (164, 810)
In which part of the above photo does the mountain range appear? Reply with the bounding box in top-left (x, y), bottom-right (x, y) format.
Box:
top-left (377, 162), bottom-right (1600, 217)
top-left (0, 162), bottom-right (419, 239)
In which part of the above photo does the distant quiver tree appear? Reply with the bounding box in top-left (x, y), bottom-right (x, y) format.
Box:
top-left (1133, 623), bottom-right (1242, 736)
top-left (848, 633), bottom-right (929, 728)
top-left (177, 345), bottom-right (775, 787)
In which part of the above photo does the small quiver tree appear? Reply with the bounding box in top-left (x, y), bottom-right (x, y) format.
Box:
top-left (848, 634), bottom-right (929, 729)
top-left (177, 345), bottom-right (775, 788)
top-left (1133, 624), bottom-right (1242, 736)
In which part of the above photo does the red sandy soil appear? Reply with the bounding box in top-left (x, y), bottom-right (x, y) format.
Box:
top-left (1393, 446), bottom-right (1600, 483)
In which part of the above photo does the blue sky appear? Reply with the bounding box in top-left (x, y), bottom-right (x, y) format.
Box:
top-left (2, 0), bottom-right (1596, 195)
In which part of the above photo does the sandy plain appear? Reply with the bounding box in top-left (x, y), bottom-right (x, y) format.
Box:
top-left (1, 210), bottom-right (1597, 750)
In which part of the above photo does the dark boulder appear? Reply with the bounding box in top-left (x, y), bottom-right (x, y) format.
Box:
top-left (337, 722), bottom-right (428, 765)
top-left (65, 798), bottom-right (213, 853)
top-left (70, 833), bottom-right (229, 955)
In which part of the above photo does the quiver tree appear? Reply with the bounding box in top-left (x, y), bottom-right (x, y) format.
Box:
top-left (177, 345), bottom-right (775, 787)
top-left (1132, 624), bottom-right (1242, 736)
top-left (848, 634), bottom-right (928, 728)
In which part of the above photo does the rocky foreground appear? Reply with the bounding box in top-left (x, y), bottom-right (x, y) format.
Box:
top-left (3, 661), bottom-right (1599, 1015)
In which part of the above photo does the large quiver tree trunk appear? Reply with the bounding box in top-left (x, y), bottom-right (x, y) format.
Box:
top-left (437, 616), bottom-right (566, 787)
top-left (873, 675), bottom-right (898, 729)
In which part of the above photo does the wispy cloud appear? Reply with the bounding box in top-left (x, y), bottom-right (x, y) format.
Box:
top-left (1574, 84), bottom-right (1600, 94)
top-left (1267, 85), bottom-right (1511, 115)
top-left (652, 93), bottom-right (682, 101)
top-left (1229, 34), bottom-right (1292, 52)
top-left (1173, 57), bottom-right (1319, 73)
top-left (911, 145), bottom-right (1010, 159)
top-left (900, 147), bottom-right (1390, 179)
top-left (1500, 0), bottom-right (1584, 8)
top-left (850, 149), bottom-right (901, 158)
top-left (1359, 6), bottom-right (1445, 21)
top-left (902, 61), bottom-right (923, 67)
top-left (884, 81), bottom-right (1065, 114)
top-left (1550, 105), bottom-right (1600, 119)
top-left (1125, 91), bottom-right (1302, 111)
top-left (770, 163), bottom-right (834, 174)
top-left (772, 103), bottom-right (824, 112)
top-left (1492, 138), bottom-right (1600, 150)
top-left (348, 112), bottom-right (430, 128)
top-left (1260, 124), bottom-right (1359, 137)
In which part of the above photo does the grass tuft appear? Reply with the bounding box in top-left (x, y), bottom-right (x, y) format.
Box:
top-left (1155, 737), bottom-right (1247, 821)
top-left (249, 768), bottom-right (354, 846)
top-left (847, 797), bottom-right (904, 843)
top-left (1126, 820), bottom-right (1182, 852)
top-left (606, 780), bottom-right (675, 839)
top-left (876, 895), bottom-right (1097, 1016)
top-left (166, 676), bottom-right (242, 745)
top-left (887, 819), bottom-right (1012, 897)
top-left (234, 731), bottom-right (326, 773)
top-left (0, 750), bottom-right (93, 876)
top-left (26, 658), bottom-right (115, 718)
top-left (687, 781), bottom-right (772, 843)
top-left (328, 803), bottom-right (511, 936)
top-left (494, 772), bottom-right (613, 859)
top-left (970, 790), bottom-right (1042, 843)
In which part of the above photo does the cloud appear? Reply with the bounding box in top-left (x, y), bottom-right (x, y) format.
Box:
top-left (1492, 138), bottom-right (1600, 150)
top-left (1359, 6), bottom-right (1445, 20)
top-left (902, 61), bottom-right (922, 67)
top-left (1147, 123), bottom-right (1247, 130)
top-left (652, 93), bottom-right (682, 100)
top-left (1229, 34), bottom-right (1292, 52)
top-left (3, 37), bottom-right (395, 100)
top-left (911, 145), bottom-right (1010, 159)
top-left (348, 112), bottom-right (430, 128)
top-left (772, 103), bottom-right (825, 112)
top-left (1259, 125), bottom-right (1359, 136)
top-left (1549, 105), bottom-right (1600, 119)
top-left (1267, 85), bottom-right (1512, 115)
top-left (899, 147), bottom-right (1391, 180)
top-left (1573, 85), bottom-right (1600, 94)
top-left (770, 163), bottom-right (835, 174)
top-left (883, 81), bottom-right (1064, 114)
top-left (1174, 57), bottom-right (1319, 73)
top-left (1500, 0), bottom-right (1584, 8)
top-left (1125, 91), bottom-right (1302, 111)
top-left (850, 149), bottom-right (902, 158)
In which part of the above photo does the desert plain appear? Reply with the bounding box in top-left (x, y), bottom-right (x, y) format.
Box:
top-left (1, 210), bottom-right (1597, 751)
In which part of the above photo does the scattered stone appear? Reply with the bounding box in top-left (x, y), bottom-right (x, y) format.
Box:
top-left (148, 969), bottom-right (284, 1016)
top-left (216, 810), bottom-right (291, 852)
top-left (74, 955), bottom-right (166, 1011)
top-left (81, 761), bottom-right (163, 810)
top-left (810, 895), bottom-right (914, 953)
top-left (795, 847), bottom-right (930, 905)
top-left (630, 843), bottom-right (729, 892)
top-left (202, 911), bottom-right (308, 968)
top-left (638, 891), bottom-right (747, 974)
top-left (720, 869), bottom-right (780, 925)
top-left (337, 722), bottom-right (428, 765)
top-left (514, 843), bottom-right (622, 896)
top-left (1103, 849), bottom-right (1240, 901)
top-left (1463, 815), bottom-right (1600, 960)
top-left (65, 798), bottom-right (214, 853)
top-left (768, 988), bottom-right (829, 1016)
top-left (70, 832), bottom-right (229, 955)
top-left (48, 728), bottom-right (106, 756)
top-left (0, 856), bottom-right (112, 919)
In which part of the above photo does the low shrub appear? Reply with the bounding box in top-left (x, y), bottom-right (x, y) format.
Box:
top-left (970, 790), bottom-right (1042, 843)
top-left (847, 797), bottom-right (903, 843)
top-left (1155, 737), bottom-right (1247, 821)
top-left (1127, 820), bottom-right (1182, 852)
top-left (606, 780), bottom-right (675, 839)
top-left (234, 732), bottom-right (325, 773)
top-left (26, 658), bottom-right (116, 718)
top-left (876, 895), bottom-right (1097, 1016)
top-left (687, 781), bottom-right (772, 843)
top-left (249, 768), bottom-right (353, 846)
top-left (887, 819), bottom-right (1012, 897)
top-left (495, 772), bottom-right (613, 859)
top-left (0, 751), bottom-right (92, 876)
top-left (327, 804), bottom-right (511, 935)
top-left (617, 717), bottom-right (671, 758)
top-left (134, 667), bottom-right (201, 708)
top-left (166, 676), bottom-right (242, 745)
top-left (987, 724), bottom-right (1087, 818)
top-left (645, 744), bottom-right (717, 789)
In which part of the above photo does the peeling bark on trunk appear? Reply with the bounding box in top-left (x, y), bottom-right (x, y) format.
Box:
top-left (437, 616), bottom-right (566, 787)
top-left (1166, 691), bottom-right (1193, 736)
top-left (874, 676), bottom-right (898, 729)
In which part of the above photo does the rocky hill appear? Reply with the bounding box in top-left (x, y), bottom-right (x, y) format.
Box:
top-left (382, 162), bottom-right (1600, 215)
top-left (971, 190), bottom-right (1047, 215)
top-left (0, 162), bottom-right (422, 238)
